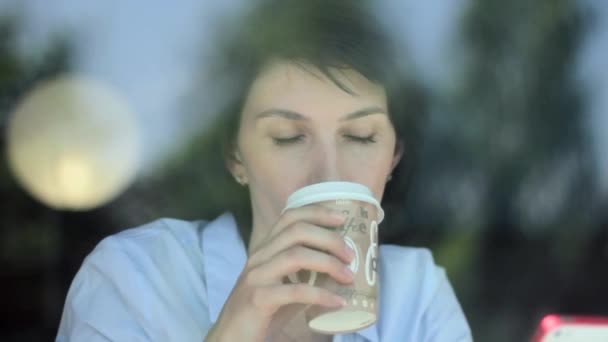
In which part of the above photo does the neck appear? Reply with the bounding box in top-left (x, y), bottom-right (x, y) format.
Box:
top-left (246, 214), bottom-right (267, 256)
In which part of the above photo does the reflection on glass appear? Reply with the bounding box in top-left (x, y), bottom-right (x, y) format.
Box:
top-left (7, 75), bottom-right (141, 210)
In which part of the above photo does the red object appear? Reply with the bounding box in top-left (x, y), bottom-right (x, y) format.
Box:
top-left (531, 314), bottom-right (608, 342)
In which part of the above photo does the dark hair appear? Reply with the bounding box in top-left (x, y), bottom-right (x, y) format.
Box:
top-left (204, 0), bottom-right (427, 243)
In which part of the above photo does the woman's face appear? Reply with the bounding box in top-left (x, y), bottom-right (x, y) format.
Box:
top-left (230, 60), bottom-right (402, 240)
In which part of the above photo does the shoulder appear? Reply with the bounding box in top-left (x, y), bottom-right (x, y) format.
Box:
top-left (83, 217), bottom-right (212, 304)
top-left (57, 218), bottom-right (213, 341)
top-left (378, 244), bottom-right (436, 271)
top-left (378, 245), bottom-right (439, 279)
top-left (377, 245), bottom-right (472, 341)
top-left (84, 218), bottom-right (209, 283)
top-left (378, 245), bottom-right (443, 308)
top-left (97, 217), bottom-right (206, 253)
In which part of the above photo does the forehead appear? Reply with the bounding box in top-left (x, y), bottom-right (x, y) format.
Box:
top-left (241, 60), bottom-right (387, 116)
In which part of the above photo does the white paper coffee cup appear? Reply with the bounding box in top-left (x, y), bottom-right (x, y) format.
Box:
top-left (284, 182), bottom-right (384, 223)
top-left (283, 181), bottom-right (383, 334)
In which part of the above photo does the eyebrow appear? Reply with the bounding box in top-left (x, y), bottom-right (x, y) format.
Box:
top-left (340, 106), bottom-right (387, 121)
top-left (254, 106), bottom-right (387, 121)
top-left (255, 109), bottom-right (307, 120)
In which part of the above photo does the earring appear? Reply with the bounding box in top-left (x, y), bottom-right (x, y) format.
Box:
top-left (386, 174), bottom-right (393, 183)
top-left (235, 175), bottom-right (247, 186)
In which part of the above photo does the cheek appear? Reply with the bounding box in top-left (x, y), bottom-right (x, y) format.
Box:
top-left (345, 152), bottom-right (393, 200)
top-left (337, 142), bottom-right (396, 198)
top-left (240, 146), bottom-right (303, 214)
top-left (244, 146), bottom-right (306, 184)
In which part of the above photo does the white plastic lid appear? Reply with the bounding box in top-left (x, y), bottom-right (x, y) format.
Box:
top-left (284, 181), bottom-right (384, 223)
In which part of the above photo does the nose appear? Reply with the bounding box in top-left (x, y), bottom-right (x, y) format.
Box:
top-left (306, 138), bottom-right (341, 184)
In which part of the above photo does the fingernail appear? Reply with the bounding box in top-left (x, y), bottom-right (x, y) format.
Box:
top-left (331, 211), bottom-right (346, 222)
top-left (333, 295), bottom-right (347, 307)
top-left (342, 266), bottom-right (355, 279)
top-left (344, 244), bottom-right (355, 261)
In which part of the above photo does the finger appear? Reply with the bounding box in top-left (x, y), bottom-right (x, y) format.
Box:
top-left (251, 246), bottom-right (355, 285)
top-left (269, 205), bottom-right (346, 239)
top-left (266, 303), bottom-right (308, 340)
top-left (251, 284), bottom-right (345, 315)
top-left (248, 222), bottom-right (354, 267)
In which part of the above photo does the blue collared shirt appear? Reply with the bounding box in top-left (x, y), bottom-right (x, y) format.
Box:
top-left (57, 213), bottom-right (472, 341)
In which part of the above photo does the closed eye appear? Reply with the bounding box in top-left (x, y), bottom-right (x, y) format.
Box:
top-left (272, 135), bottom-right (305, 146)
top-left (345, 134), bottom-right (376, 144)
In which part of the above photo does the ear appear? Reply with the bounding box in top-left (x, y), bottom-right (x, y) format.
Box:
top-left (390, 140), bottom-right (404, 173)
top-left (225, 145), bottom-right (247, 183)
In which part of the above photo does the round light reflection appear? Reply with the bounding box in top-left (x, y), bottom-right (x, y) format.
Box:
top-left (7, 75), bottom-right (141, 211)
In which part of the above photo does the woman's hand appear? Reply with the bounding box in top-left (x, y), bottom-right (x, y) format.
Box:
top-left (205, 205), bottom-right (355, 341)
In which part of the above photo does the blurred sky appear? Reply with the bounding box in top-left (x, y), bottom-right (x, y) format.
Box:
top-left (0, 0), bottom-right (249, 172)
top-left (1, 0), bottom-right (607, 196)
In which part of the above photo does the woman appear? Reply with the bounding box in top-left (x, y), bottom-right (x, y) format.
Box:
top-left (57, 1), bottom-right (472, 341)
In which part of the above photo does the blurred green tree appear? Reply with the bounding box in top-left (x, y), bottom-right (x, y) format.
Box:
top-left (410, 0), bottom-right (600, 341)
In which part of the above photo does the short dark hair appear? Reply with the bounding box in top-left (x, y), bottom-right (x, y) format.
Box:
top-left (202, 0), bottom-right (427, 243)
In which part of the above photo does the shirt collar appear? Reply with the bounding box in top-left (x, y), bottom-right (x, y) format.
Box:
top-left (201, 212), bottom-right (248, 323)
top-left (201, 212), bottom-right (379, 342)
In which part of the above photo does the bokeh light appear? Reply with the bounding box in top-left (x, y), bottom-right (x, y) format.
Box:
top-left (6, 75), bottom-right (140, 210)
